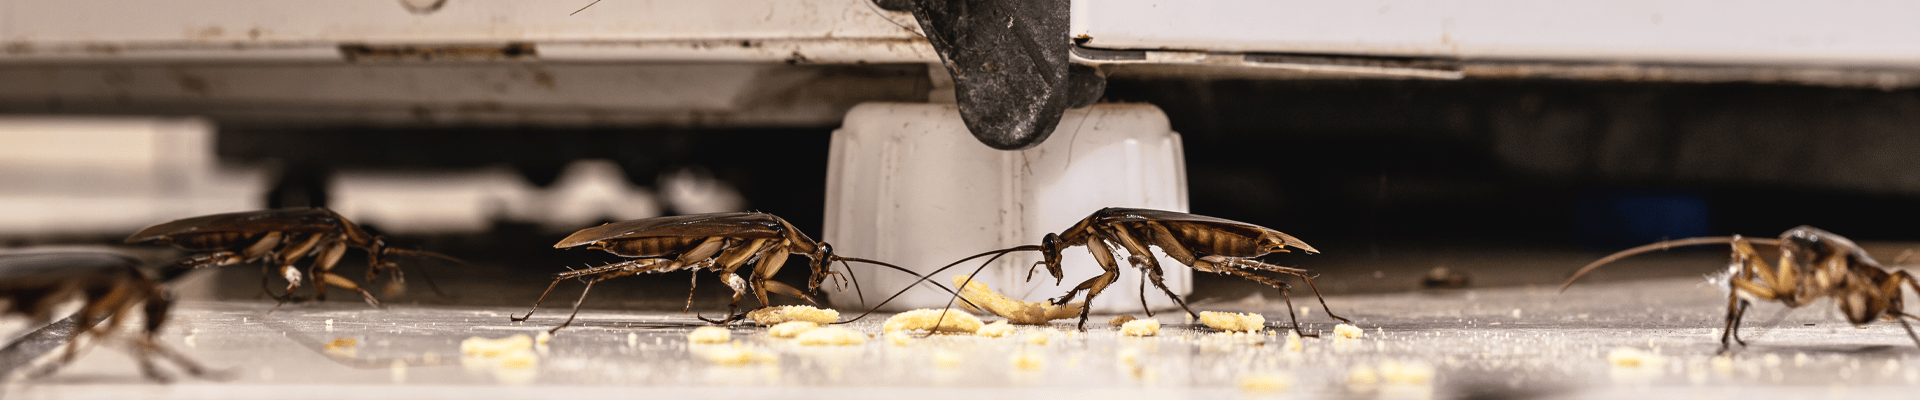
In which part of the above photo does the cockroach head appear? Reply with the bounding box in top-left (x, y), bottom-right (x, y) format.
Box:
top-left (1037, 233), bottom-right (1066, 282)
top-left (805, 242), bottom-right (839, 290)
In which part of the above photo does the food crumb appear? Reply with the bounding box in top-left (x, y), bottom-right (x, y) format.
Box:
top-left (324, 337), bottom-right (357, 350)
top-left (1109, 315), bottom-right (1137, 326)
top-left (1347, 365), bottom-right (1380, 386)
top-left (691, 342), bottom-right (776, 366)
top-left (1026, 332), bottom-right (1050, 345)
top-left (886, 331), bottom-right (915, 346)
top-left (1120, 318), bottom-right (1161, 337)
top-left (747, 305), bottom-right (840, 325)
top-left (1011, 352), bottom-right (1044, 371)
top-left (933, 351), bottom-right (962, 369)
top-left (1606, 347), bottom-right (1661, 368)
top-left (1198, 311), bottom-right (1265, 332)
top-left (1237, 373), bottom-right (1292, 394)
top-left (1712, 355), bottom-right (1734, 373)
top-left (536, 331), bottom-right (552, 345)
top-left (1379, 360), bottom-right (1434, 384)
top-left (883, 309), bottom-right (984, 334)
top-left (390, 359), bottom-right (408, 383)
top-left (977, 320), bottom-right (1015, 338)
top-left (688, 326), bottom-right (732, 344)
top-left (952, 275), bottom-right (1083, 324)
top-left (463, 335), bottom-right (533, 357)
top-left (795, 326), bottom-right (867, 346)
top-left (1333, 323), bottom-right (1364, 339)
top-left (768, 321), bottom-right (820, 338)
top-left (1284, 330), bottom-right (1304, 352)
top-left (324, 337), bottom-right (358, 357)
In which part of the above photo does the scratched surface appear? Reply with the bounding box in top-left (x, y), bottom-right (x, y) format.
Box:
top-left (4, 276), bottom-right (1920, 399)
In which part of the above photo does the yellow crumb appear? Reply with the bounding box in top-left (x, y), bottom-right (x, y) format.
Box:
top-left (1026, 332), bottom-right (1051, 345)
top-left (461, 335), bottom-right (532, 357)
top-left (1712, 355), bottom-right (1734, 373)
top-left (498, 351), bottom-right (538, 369)
top-left (952, 275), bottom-right (1084, 324)
top-left (886, 331), bottom-right (915, 346)
top-left (1379, 360), bottom-right (1434, 385)
top-left (1109, 315), bottom-right (1137, 326)
top-left (768, 321), bottom-right (820, 338)
top-left (1607, 347), bottom-right (1662, 368)
top-left (795, 326), bottom-right (868, 346)
top-left (535, 331), bottom-right (552, 345)
top-left (1284, 330), bottom-right (1304, 352)
top-left (747, 305), bottom-right (841, 325)
top-left (1237, 373), bottom-right (1292, 394)
top-left (1348, 365), bottom-right (1380, 385)
top-left (324, 337), bottom-right (358, 357)
top-left (933, 351), bottom-right (962, 368)
top-left (883, 309), bottom-right (984, 334)
top-left (323, 337), bottom-right (357, 350)
top-left (1334, 323), bottom-right (1364, 339)
top-left (1198, 311), bottom-right (1265, 332)
top-left (977, 321), bottom-right (1015, 338)
top-left (690, 342), bottom-right (776, 366)
top-left (1120, 318), bottom-right (1161, 337)
top-left (1011, 352), bottom-right (1044, 371)
top-left (688, 326), bottom-right (732, 344)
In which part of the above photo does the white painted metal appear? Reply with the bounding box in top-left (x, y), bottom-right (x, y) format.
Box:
top-left (824, 103), bottom-right (1189, 312)
top-left (0, 0), bottom-right (934, 63)
top-left (1076, 0), bottom-right (1920, 68)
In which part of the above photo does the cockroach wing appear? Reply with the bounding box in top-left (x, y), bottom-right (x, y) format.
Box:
top-left (124, 208), bottom-right (344, 243)
top-left (1090, 208), bottom-right (1313, 253)
top-left (554, 212), bottom-right (788, 248)
top-left (0, 251), bottom-right (143, 289)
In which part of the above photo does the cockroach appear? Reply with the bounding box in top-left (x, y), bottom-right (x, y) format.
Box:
top-left (124, 208), bottom-right (460, 306)
top-left (1560, 226), bottom-right (1920, 352)
top-left (851, 208), bottom-right (1347, 334)
top-left (510, 212), bottom-right (954, 333)
top-left (0, 251), bottom-right (218, 382)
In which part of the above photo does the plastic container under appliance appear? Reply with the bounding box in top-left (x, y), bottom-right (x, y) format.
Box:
top-left (823, 102), bottom-right (1189, 313)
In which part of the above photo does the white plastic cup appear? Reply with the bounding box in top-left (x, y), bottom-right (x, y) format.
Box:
top-left (823, 102), bottom-right (1189, 313)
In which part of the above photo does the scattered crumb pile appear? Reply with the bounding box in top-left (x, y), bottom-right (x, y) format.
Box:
top-left (795, 326), bottom-right (868, 346)
top-left (688, 326), bottom-right (732, 344)
top-left (1198, 311), bottom-right (1265, 332)
top-left (1333, 323), bottom-right (1364, 339)
top-left (461, 334), bottom-right (539, 381)
top-left (768, 321), bottom-right (820, 338)
top-left (1120, 318), bottom-right (1161, 337)
top-left (883, 309), bottom-right (984, 334)
top-left (748, 305), bottom-right (840, 325)
top-left (977, 321), bottom-right (1015, 338)
top-left (952, 275), bottom-right (1084, 324)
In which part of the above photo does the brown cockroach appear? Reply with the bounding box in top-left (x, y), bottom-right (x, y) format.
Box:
top-left (510, 212), bottom-right (952, 333)
top-left (1561, 226), bottom-right (1920, 352)
top-left (852, 208), bottom-right (1347, 334)
top-left (0, 251), bottom-right (219, 382)
top-left (124, 208), bottom-right (460, 306)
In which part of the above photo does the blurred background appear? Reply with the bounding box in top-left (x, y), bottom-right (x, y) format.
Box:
top-left (6, 0), bottom-right (1920, 311)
